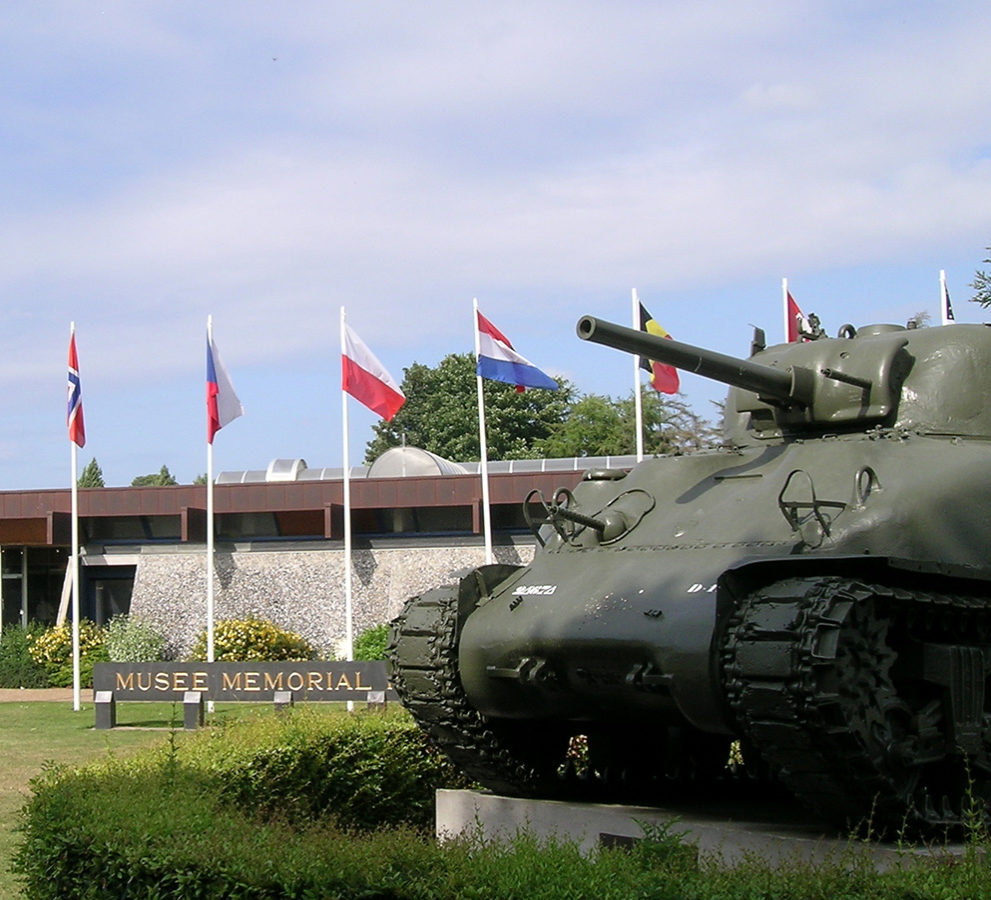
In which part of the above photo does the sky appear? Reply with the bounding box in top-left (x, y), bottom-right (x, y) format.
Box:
top-left (4, 1), bottom-right (991, 490)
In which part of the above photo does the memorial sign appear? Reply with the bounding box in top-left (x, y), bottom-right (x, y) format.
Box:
top-left (93, 661), bottom-right (395, 706)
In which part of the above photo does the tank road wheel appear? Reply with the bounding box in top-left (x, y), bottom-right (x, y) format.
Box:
top-left (387, 585), bottom-right (571, 797)
top-left (722, 577), bottom-right (991, 836)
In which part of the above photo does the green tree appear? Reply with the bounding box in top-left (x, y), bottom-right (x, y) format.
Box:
top-left (630, 393), bottom-right (721, 453)
top-left (972, 247), bottom-right (991, 308)
top-left (537, 387), bottom-right (718, 458)
top-left (364, 353), bottom-right (573, 463)
top-left (77, 457), bottom-right (104, 488)
top-left (536, 393), bottom-right (629, 458)
top-left (131, 465), bottom-right (178, 487)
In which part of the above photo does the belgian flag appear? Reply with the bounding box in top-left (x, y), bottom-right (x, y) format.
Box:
top-left (638, 303), bottom-right (680, 394)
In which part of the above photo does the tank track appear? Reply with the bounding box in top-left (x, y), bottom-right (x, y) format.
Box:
top-left (722, 576), bottom-right (991, 835)
top-left (387, 584), bottom-right (553, 796)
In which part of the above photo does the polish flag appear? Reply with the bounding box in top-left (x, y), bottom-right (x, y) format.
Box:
top-left (342, 323), bottom-right (406, 420)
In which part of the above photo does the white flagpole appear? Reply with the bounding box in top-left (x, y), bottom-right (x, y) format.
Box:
top-left (473, 298), bottom-right (494, 565)
top-left (632, 289), bottom-right (644, 463)
top-left (782, 277), bottom-right (789, 342)
top-left (69, 322), bottom-right (81, 712)
top-left (340, 307), bottom-right (355, 663)
top-left (206, 316), bottom-right (216, 679)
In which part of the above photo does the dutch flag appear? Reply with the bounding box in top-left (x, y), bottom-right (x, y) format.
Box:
top-left (475, 309), bottom-right (558, 392)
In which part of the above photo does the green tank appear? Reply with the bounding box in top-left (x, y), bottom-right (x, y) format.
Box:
top-left (388, 313), bottom-right (991, 834)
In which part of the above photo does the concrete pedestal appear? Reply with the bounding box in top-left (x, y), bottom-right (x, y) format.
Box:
top-left (436, 789), bottom-right (959, 869)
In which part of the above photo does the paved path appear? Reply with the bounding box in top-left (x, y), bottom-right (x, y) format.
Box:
top-left (0, 688), bottom-right (76, 702)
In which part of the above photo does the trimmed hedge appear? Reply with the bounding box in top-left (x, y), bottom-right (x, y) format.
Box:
top-left (14, 764), bottom-right (447, 900)
top-left (12, 708), bottom-right (991, 899)
top-left (179, 709), bottom-right (471, 831)
top-left (13, 708), bottom-right (474, 897)
top-left (13, 768), bottom-right (698, 900)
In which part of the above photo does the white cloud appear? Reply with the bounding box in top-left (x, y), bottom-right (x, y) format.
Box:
top-left (742, 83), bottom-right (817, 112)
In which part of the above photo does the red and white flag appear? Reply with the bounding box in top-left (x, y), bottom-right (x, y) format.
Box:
top-left (785, 290), bottom-right (807, 342)
top-left (342, 323), bottom-right (406, 420)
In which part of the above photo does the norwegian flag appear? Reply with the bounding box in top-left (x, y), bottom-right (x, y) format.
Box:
top-left (67, 329), bottom-right (85, 448)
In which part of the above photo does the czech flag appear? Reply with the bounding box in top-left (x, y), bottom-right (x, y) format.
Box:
top-left (342, 323), bottom-right (406, 421)
top-left (206, 330), bottom-right (244, 444)
top-left (476, 310), bottom-right (558, 392)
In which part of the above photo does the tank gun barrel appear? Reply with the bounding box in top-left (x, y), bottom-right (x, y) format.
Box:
top-left (576, 315), bottom-right (813, 407)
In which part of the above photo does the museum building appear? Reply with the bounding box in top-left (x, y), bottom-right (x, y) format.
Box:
top-left (0, 450), bottom-right (634, 657)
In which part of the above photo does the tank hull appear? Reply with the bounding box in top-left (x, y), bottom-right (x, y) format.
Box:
top-left (457, 435), bottom-right (991, 738)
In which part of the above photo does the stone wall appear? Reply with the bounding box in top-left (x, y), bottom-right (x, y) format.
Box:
top-left (126, 541), bottom-right (534, 659)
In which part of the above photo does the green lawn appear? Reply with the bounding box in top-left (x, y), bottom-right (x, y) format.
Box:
top-left (0, 699), bottom-right (262, 900)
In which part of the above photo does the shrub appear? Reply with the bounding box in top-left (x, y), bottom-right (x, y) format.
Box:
top-left (0, 622), bottom-right (49, 688)
top-left (353, 622), bottom-right (389, 660)
top-left (188, 616), bottom-right (314, 662)
top-left (204, 709), bottom-right (473, 831)
top-left (26, 621), bottom-right (108, 688)
top-left (105, 615), bottom-right (169, 662)
top-left (14, 762), bottom-right (449, 900)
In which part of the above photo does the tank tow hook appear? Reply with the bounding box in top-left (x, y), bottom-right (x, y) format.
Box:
top-left (777, 469), bottom-right (846, 548)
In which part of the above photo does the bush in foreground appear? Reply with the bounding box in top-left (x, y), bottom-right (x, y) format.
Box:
top-left (15, 763), bottom-right (991, 900)
top-left (177, 708), bottom-right (471, 831)
top-left (13, 707), bottom-right (991, 899)
top-left (14, 767), bottom-right (695, 900)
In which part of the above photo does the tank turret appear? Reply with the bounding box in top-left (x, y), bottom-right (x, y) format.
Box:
top-left (578, 314), bottom-right (991, 443)
top-left (389, 311), bottom-right (991, 837)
